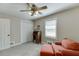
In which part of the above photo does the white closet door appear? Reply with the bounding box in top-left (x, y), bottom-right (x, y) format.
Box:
top-left (0, 22), bottom-right (2, 49)
top-left (21, 21), bottom-right (33, 43)
top-left (0, 19), bottom-right (10, 50)
top-left (21, 22), bottom-right (28, 43)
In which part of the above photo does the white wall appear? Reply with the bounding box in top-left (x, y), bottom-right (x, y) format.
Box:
top-left (34, 6), bottom-right (79, 42)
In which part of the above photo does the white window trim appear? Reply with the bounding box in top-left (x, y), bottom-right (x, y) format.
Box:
top-left (45, 19), bottom-right (57, 39)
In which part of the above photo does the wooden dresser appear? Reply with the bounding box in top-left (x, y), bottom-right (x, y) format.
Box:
top-left (33, 31), bottom-right (42, 44)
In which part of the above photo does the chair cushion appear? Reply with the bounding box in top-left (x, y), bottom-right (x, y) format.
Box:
top-left (61, 49), bottom-right (79, 56)
top-left (61, 39), bottom-right (79, 51)
top-left (40, 44), bottom-right (55, 56)
top-left (52, 44), bottom-right (64, 56)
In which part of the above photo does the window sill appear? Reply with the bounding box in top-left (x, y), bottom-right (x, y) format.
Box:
top-left (45, 36), bottom-right (56, 39)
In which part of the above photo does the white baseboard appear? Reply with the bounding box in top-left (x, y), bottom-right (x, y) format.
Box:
top-left (0, 41), bottom-right (32, 51)
top-left (21, 41), bottom-right (32, 44)
top-left (0, 42), bottom-right (22, 51)
top-left (10, 42), bottom-right (22, 47)
top-left (0, 47), bottom-right (10, 51)
top-left (10, 41), bottom-right (32, 47)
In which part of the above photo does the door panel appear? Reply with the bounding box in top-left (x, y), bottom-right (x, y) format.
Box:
top-left (21, 21), bottom-right (33, 43)
top-left (0, 19), bottom-right (10, 50)
top-left (0, 22), bottom-right (2, 50)
top-left (21, 22), bottom-right (28, 43)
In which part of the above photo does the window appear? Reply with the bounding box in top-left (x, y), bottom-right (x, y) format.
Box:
top-left (45, 20), bottom-right (56, 39)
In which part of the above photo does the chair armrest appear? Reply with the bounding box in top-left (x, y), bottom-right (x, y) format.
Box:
top-left (55, 41), bottom-right (61, 45)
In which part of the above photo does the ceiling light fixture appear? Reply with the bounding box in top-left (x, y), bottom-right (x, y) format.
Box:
top-left (20, 3), bottom-right (48, 16)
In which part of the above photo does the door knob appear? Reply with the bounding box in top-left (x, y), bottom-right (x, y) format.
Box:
top-left (8, 34), bottom-right (10, 36)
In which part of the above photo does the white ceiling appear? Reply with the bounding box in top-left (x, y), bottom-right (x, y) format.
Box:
top-left (0, 3), bottom-right (79, 20)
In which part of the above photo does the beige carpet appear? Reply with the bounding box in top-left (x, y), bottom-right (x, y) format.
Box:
top-left (0, 42), bottom-right (42, 56)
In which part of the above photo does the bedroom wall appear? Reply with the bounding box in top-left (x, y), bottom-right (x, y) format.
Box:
top-left (34, 6), bottom-right (79, 42)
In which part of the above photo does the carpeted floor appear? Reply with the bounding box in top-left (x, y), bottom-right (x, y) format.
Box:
top-left (0, 42), bottom-right (42, 56)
